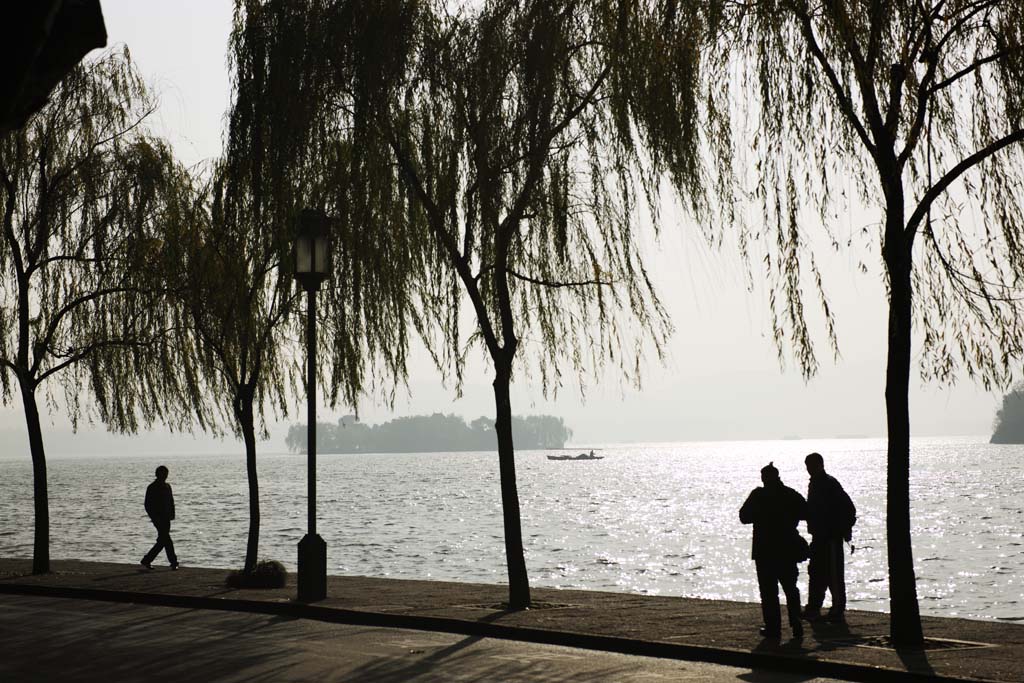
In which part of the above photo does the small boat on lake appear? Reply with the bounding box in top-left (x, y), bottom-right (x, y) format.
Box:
top-left (547, 450), bottom-right (603, 461)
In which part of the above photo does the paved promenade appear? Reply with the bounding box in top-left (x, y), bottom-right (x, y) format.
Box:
top-left (2, 559), bottom-right (1022, 682)
top-left (0, 593), bottom-right (849, 682)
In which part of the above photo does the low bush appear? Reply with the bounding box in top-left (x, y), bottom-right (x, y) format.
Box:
top-left (225, 560), bottom-right (288, 589)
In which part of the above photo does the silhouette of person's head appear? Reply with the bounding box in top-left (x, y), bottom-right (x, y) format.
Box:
top-left (760, 461), bottom-right (780, 486)
top-left (155, 465), bottom-right (169, 481)
top-left (805, 452), bottom-right (825, 477)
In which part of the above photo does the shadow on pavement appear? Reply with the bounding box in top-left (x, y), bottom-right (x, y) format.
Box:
top-left (2, 599), bottom-right (295, 683)
top-left (339, 632), bottom-right (639, 683)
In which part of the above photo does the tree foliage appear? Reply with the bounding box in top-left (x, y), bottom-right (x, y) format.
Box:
top-left (227, 0), bottom-right (431, 411)
top-left (228, 0), bottom-right (719, 394)
top-left (0, 48), bottom-right (187, 423)
top-left (695, 0), bottom-right (1024, 383)
top-left (159, 164), bottom-right (298, 438)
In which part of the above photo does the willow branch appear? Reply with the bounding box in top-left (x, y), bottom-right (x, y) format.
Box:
top-left (934, 0), bottom-right (1000, 54)
top-left (31, 285), bottom-right (141, 376)
top-left (36, 336), bottom-right (157, 385)
top-left (506, 268), bottom-right (619, 288)
top-left (930, 51), bottom-right (1011, 94)
top-left (906, 128), bottom-right (1024, 237)
top-left (385, 123), bottom-right (501, 355)
top-left (897, 58), bottom-right (938, 166)
top-left (798, 12), bottom-right (877, 156)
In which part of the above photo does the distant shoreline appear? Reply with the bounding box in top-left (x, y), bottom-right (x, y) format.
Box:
top-left (0, 433), bottom-right (993, 460)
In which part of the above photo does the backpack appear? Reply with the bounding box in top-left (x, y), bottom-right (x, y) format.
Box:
top-left (839, 486), bottom-right (857, 541)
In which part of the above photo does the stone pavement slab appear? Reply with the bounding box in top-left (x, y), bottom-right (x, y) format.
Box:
top-left (2, 559), bottom-right (1021, 682)
top-left (1, 593), bottom-right (846, 682)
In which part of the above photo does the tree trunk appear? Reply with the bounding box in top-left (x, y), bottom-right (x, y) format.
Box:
top-left (236, 388), bottom-right (260, 574)
top-left (883, 200), bottom-right (925, 647)
top-left (492, 359), bottom-right (530, 609)
top-left (20, 377), bottom-right (49, 575)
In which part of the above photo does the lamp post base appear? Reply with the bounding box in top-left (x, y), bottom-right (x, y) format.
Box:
top-left (297, 534), bottom-right (327, 602)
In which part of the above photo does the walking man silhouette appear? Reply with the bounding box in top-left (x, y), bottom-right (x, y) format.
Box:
top-left (740, 462), bottom-right (808, 640)
top-left (141, 465), bottom-right (179, 570)
top-left (802, 452), bottom-right (856, 623)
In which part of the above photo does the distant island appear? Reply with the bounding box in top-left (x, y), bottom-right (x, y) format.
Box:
top-left (285, 413), bottom-right (572, 454)
top-left (991, 386), bottom-right (1024, 443)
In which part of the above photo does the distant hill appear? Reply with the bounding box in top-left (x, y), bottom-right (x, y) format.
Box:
top-left (286, 413), bottom-right (572, 454)
top-left (991, 386), bottom-right (1024, 443)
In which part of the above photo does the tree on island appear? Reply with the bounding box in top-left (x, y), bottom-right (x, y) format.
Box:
top-left (285, 413), bottom-right (572, 453)
top-left (0, 49), bottom-right (186, 574)
top-left (991, 385), bottom-right (1024, 444)
top-left (661, 0), bottom-right (1024, 645)
top-left (228, 0), bottom-right (707, 609)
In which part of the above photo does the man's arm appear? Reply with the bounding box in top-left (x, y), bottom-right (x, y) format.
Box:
top-left (167, 485), bottom-right (175, 521)
top-left (739, 489), bottom-right (760, 524)
top-left (795, 490), bottom-right (808, 521)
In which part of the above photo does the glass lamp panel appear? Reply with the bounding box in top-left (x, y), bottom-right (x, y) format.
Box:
top-left (314, 236), bottom-right (330, 275)
top-left (295, 237), bottom-right (313, 274)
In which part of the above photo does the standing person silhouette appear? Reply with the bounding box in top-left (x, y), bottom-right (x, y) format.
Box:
top-left (740, 462), bottom-right (808, 640)
top-left (141, 465), bottom-right (179, 570)
top-left (802, 452), bottom-right (856, 623)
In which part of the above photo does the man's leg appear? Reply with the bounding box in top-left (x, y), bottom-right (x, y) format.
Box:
top-left (827, 538), bottom-right (846, 619)
top-left (804, 537), bottom-right (829, 617)
top-left (780, 563), bottom-right (803, 638)
top-left (142, 521), bottom-right (165, 566)
top-left (755, 560), bottom-right (781, 636)
top-left (156, 522), bottom-right (178, 567)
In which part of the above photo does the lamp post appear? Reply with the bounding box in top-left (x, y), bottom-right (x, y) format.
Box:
top-left (294, 208), bottom-right (330, 602)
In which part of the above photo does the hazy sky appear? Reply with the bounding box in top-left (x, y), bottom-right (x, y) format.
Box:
top-left (0, 2), bottom-right (1006, 456)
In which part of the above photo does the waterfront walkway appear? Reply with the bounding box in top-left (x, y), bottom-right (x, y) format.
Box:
top-left (1, 559), bottom-right (1021, 682)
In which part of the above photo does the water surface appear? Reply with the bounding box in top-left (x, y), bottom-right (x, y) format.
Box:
top-left (1, 436), bottom-right (1021, 622)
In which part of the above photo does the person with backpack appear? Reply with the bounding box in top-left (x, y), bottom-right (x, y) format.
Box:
top-left (802, 452), bottom-right (856, 624)
top-left (740, 461), bottom-right (809, 640)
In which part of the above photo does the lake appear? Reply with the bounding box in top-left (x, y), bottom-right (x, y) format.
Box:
top-left (1, 435), bottom-right (1022, 622)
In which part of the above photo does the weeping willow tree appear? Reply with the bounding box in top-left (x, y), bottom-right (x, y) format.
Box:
top-left (221, 0), bottom-right (445, 580)
top-left (672, 0), bottom-right (1024, 645)
top-left (229, 0), bottom-right (709, 609)
top-left (156, 163), bottom-right (301, 575)
top-left (141, 1), bottom-right (429, 576)
top-left (0, 48), bottom-right (188, 574)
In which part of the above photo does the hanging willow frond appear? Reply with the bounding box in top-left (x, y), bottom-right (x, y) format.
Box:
top-left (0, 47), bottom-right (200, 431)
top-left (228, 0), bottom-right (715, 398)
